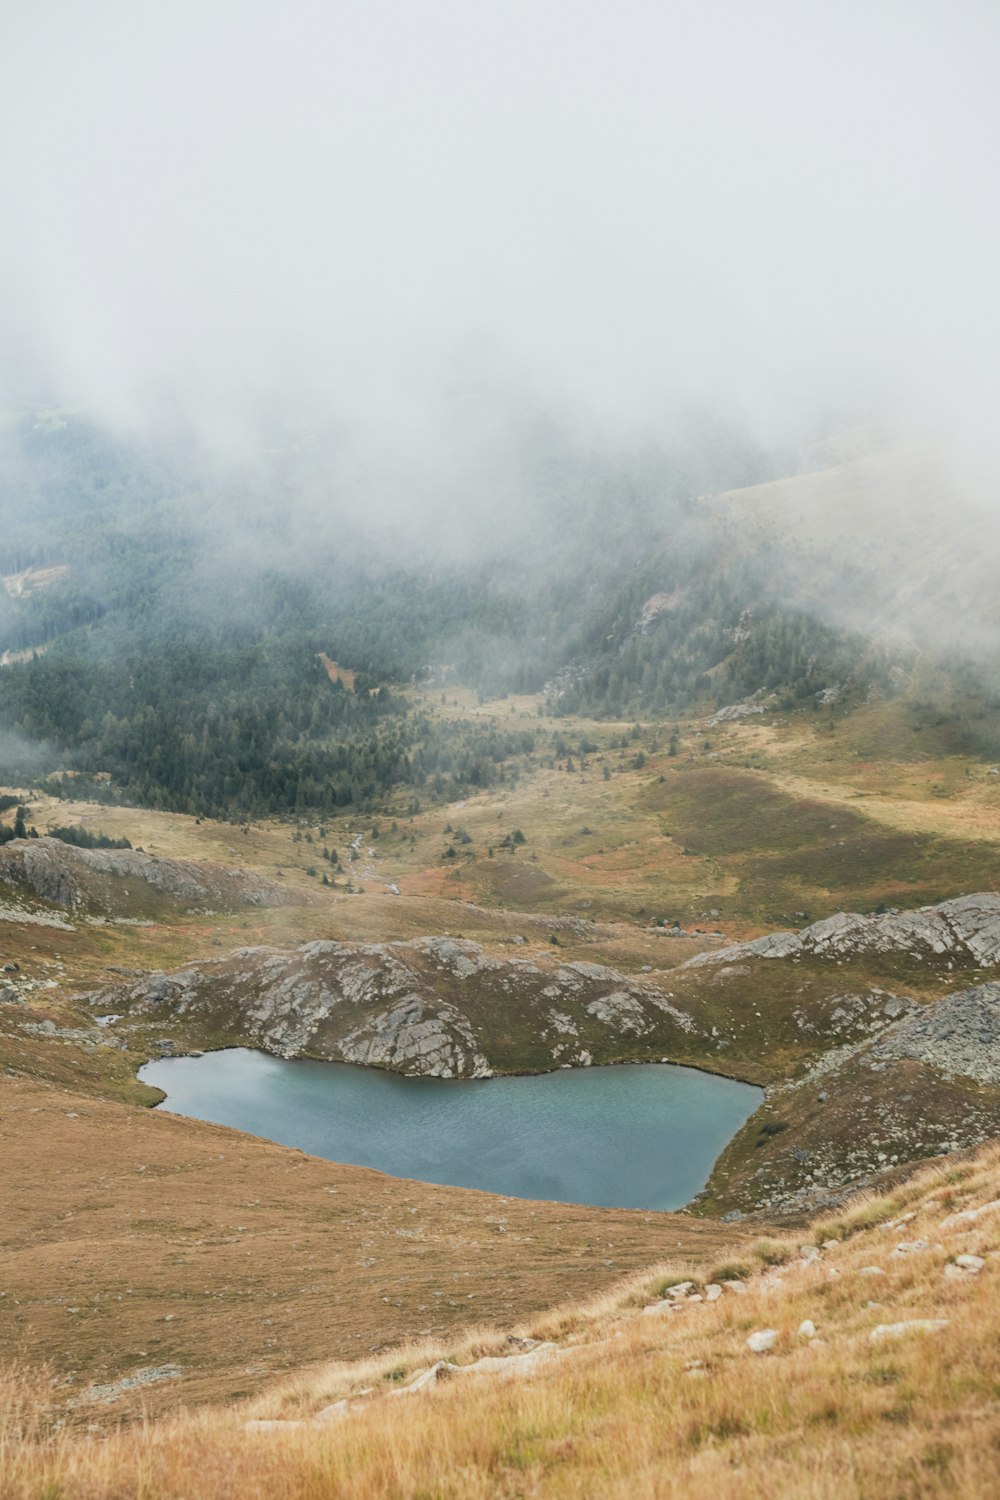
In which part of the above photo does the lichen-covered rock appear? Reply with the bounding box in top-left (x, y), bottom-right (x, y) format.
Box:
top-left (686, 893), bottom-right (1000, 970)
top-left (875, 982), bottom-right (1000, 1084)
top-left (339, 996), bottom-right (492, 1078)
top-left (84, 936), bottom-right (703, 1079)
top-left (585, 992), bottom-right (649, 1033)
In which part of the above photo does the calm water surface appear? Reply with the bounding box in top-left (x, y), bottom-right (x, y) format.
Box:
top-left (140, 1048), bottom-right (762, 1210)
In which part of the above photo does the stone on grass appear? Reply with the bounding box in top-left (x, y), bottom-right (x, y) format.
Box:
top-left (869, 1319), bottom-right (949, 1344)
top-left (704, 1283), bottom-right (722, 1302)
top-left (746, 1329), bottom-right (779, 1354)
top-left (314, 1399), bottom-right (352, 1422)
top-left (942, 1199), bottom-right (1000, 1231)
top-left (798, 1319), bottom-right (817, 1338)
top-left (457, 1344), bottom-right (563, 1380)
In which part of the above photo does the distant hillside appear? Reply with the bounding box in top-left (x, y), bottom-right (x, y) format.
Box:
top-left (0, 411), bottom-right (996, 814)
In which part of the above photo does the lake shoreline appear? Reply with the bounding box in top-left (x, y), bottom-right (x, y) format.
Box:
top-left (141, 1046), bottom-right (764, 1212)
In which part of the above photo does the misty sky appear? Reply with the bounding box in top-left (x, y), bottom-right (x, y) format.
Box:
top-left (2, 0), bottom-right (998, 461)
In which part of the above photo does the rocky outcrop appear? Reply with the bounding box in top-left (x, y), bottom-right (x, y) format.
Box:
top-left (338, 995), bottom-right (493, 1079)
top-left (875, 982), bottom-right (1000, 1084)
top-left (686, 893), bottom-right (1000, 970)
top-left (85, 936), bottom-right (704, 1079)
top-left (0, 838), bottom-right (292, 914)
top-left (708, 698), bottom-right (768, 724)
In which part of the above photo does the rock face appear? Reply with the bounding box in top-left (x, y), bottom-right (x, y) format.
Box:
top-left (0, 838), bottom-right (292, 915)
top-left (338, 995), bottom-right (492, 1078)
top-left (86, 937), bottom-right (704, 1079)
top-left (709, 698), bottom-right (767, 724)
top-left (686, 893), bottom-right (1000, 969)
top-left (875, 982), bottom-right (1000, 1084)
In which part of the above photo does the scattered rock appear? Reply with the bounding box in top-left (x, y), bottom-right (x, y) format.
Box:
top-left (876, 982), bottom-right (1000, 1085)
top-left (74, 1365), bottom-right (182, 1405)
top-left (0, 837), bottom-right (292, 914)
top-left (687, 893), bottom-right (1000, 974)
top-left (313, 1399), bottom-right (352, 1422)
top-left (92, 935), bottom-right (704, 1080)
top-left (941, 1199), bottom-right (1000, 1231)
top-left (389, 1360), bottom-right (455, 1393)
top-left (710, 698), bottom-right (768, 725)
top-left (869, 1320), bottom-right (949, 1343)
top-left (746, 1329), bottom-right (779, 1354)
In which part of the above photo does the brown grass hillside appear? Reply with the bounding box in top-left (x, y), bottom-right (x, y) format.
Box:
top-left (0, 1075), bottom-right (748, 1421)
top-left (5, 1144), bottom-right (1000, 1498)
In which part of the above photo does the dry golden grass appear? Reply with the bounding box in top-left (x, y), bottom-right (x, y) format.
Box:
top-left (5, 1145), bottom-right (1000, 1497)
top-left (762, 765), bottom-right (1000, 846)
top-left (721, 708), bottom-right (1000, 844)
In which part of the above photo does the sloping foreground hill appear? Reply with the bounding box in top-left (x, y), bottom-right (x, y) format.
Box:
top-left (6, 1143), bottom-right (1000, 1498)
top-left (0, 1074), bottom-right (745, 1421)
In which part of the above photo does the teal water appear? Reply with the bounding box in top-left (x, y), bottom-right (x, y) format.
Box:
top-left (140, 1048), bottom-right (762, 1211)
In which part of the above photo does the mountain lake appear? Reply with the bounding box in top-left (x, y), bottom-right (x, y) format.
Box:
top-left (140, 1047), bottom-right (763, 1210)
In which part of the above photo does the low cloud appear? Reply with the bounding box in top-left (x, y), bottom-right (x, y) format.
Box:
top-left (0, 1), bottom-right (996, 486)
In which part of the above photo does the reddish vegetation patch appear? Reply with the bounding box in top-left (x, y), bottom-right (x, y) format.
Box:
top-left (317, 654), bottom-right (356, 691)
top-left (400, 866), bottom-right (477, 901)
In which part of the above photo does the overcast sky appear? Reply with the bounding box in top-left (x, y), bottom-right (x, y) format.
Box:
top-left (1, 0), bottom-right (998, 464)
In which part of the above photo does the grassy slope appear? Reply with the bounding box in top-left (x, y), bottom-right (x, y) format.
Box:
top-left (0, 1075), bottom-right (747, 1421)
top-left (6, 1143), bottom-right (1000, 1498)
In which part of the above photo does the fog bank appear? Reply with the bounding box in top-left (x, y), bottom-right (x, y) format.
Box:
top-left (1, 0), bottom-right (997, 478)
